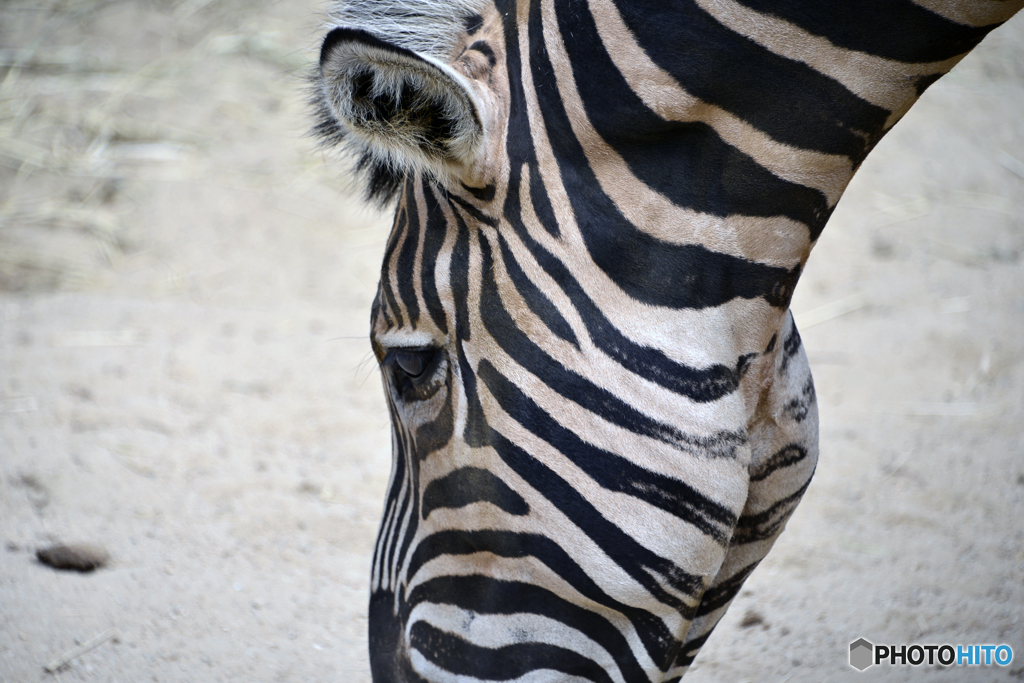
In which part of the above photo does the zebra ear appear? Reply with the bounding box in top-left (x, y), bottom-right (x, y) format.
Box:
top-left (318, 27), bottom-right (485, 185)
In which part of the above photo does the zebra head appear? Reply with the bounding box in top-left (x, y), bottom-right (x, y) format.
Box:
top-left (313, 1), bottom-right (838, 681)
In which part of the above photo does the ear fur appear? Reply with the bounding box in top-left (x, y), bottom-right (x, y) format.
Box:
top-left (316, 27), bottom-right (484, 198)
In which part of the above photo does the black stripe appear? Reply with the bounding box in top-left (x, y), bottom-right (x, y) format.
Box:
top-left (694, 560), bottom-right (759, 617)
top-left (779, 315), bottom-right (802, 375)
top-left (421, 467), bottom-right (529, 518)
top-left (614, 0), bottom-right (891, 164)
top-left (420, 184), bottom-right (449, 334)
top-left (560, 0), bottom-right (832, 234)
top-left (527, 6), bottom-right (804, 310)
top-left (479, 360), bottom-right (736, 541)
top-left (749, 444), bottom-right (810, 482)
top-left (396, 179), bottom-right (422, 325)
top-left (409, 575), bottom-right (648, 682)
top-left (464, 13), bottom-right (484, 35)
top-left (730, 478), bottom-right (812, 544)
top-left (529, 161), bottom-right (560, 237)
top-left (449, 198), bottom-right (472, 342)
top-left (735, 0), bottom-right (1000, 63)
top-left (468, 40), bottom-right (497, 67)
top-left (410, 620), bottom-right (616, 683)
top-left (380, 196), bottom-right (408, 328)
top-left (379, 276), bottom-right (404, 329)
top-left (460, 181), bottom-right (496, 201)
top-left (495, 231), bottom-right (580, 348)
top-left (781, 376), bottom-right (816, 423)
top-left (674, 629), bottom-right (713, 668)
top-left (448, 192), bottom-right (499, 227)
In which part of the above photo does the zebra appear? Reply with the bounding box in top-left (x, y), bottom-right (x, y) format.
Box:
top-left (311, 0), bottom-right (1023, 680)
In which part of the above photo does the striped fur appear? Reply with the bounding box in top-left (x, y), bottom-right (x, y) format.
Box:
top-left (313, 1), bottom-right (1022, 680)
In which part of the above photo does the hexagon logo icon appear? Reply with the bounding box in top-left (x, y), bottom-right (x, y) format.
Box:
top-left (849, 638), bottom-right (874, 671)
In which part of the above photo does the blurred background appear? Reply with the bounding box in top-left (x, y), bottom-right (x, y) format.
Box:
top-left (0, 2), bottom-right (1021, 681)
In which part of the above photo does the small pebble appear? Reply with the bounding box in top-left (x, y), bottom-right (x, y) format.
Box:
top-left (738, 609), bottom-right (766, 629)
top-left (36, 543), bottom-right (110, 572)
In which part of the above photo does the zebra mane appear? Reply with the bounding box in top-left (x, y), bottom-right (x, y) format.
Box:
top-left (311, 0), bottom-right (490, 205)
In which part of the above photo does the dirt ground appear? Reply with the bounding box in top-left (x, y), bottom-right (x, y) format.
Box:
top-left (0, 2), bottom-right (1022, 682)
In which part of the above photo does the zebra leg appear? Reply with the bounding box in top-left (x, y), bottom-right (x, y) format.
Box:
top-left (670, 317), bottom-right (820, 680)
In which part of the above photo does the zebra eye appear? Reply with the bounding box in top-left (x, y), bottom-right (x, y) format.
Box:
top-left (385, 347), bottom-right (443, 401)
top-left (393, 349), bottom-right (431, 378)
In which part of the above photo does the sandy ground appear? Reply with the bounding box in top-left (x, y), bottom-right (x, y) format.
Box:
top-left (1, 2), bottom-right (1022, 682)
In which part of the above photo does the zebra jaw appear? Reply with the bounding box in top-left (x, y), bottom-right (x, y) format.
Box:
top-left (318, 26), bottom-right (495, 192)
